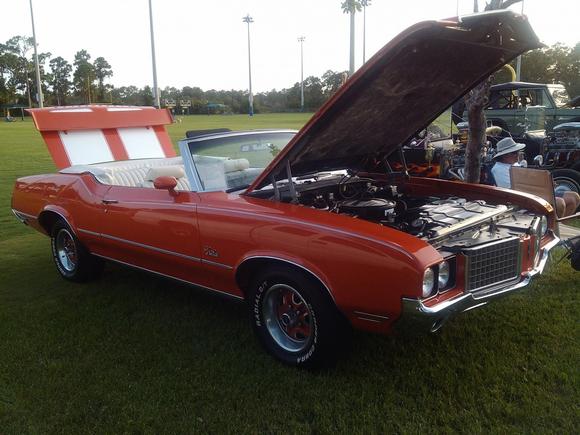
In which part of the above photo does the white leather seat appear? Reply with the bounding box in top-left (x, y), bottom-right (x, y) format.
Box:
top-left (140, 165), bottom-right (191, 191)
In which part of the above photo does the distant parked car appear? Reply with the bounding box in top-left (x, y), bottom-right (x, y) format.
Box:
top-left (540, 122), bottom-right (580, 193)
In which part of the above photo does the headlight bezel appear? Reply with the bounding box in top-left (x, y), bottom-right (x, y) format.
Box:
top-left (422, 258), bottom-right (456, 299)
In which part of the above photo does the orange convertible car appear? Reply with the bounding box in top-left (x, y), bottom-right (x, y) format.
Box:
top-left (12, 11), bottom-right (559, 367)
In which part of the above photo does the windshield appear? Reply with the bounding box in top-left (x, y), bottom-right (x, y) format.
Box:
top-left (547, 85), bottom-right (570, 108)
top-left (188, 131), bottom-right (295, 191)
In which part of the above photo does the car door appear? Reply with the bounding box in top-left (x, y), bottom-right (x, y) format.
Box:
top-left (97, 185), bottom-right (210, 288)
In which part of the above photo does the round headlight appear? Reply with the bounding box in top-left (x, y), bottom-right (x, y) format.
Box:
top-left (422, 268), bottom-right (435, 298)
top-left (438, 261), bottom-right (450, 289)
top-left (539, 215), bottom-right (548, 236)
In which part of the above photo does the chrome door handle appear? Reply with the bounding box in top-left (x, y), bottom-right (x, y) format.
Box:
top-left (102, 199), bottom-right (118, 204)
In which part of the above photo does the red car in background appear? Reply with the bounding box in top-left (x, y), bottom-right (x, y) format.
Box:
top-left (11, 11), bottom-right (559, 367)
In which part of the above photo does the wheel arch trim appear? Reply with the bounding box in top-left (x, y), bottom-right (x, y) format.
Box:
top-left (235, 255), bottom-right (336, 304)
top-left (38, 207), bottom-right (76, 236)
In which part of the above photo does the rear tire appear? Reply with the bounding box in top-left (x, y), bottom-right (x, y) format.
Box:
top-left (248, 265), bottom-right (347, 368)
top-left (50, 219), bottom-right (104, 282)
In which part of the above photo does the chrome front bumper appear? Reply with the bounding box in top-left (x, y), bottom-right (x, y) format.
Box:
top-left (397, 235), bottom-right (560, 333)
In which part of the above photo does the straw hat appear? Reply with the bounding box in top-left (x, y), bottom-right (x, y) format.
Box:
top-left (493, 137), bottom-right (526, 159)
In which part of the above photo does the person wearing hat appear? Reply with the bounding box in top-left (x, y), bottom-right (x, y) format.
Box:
top-left (491, 137), bottom-right (579, 217)
top-left (491, 137), bottom-right (527, 189)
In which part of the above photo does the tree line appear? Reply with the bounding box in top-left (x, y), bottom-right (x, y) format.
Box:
top-left (1, 34), bottom-right (578, 114)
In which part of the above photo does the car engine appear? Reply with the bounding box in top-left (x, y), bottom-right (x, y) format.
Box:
top-left (267, 173), bottom-right (538, 249)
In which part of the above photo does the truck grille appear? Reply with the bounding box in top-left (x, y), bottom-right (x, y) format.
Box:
top-left (464, 237), bottom-right (520, 292)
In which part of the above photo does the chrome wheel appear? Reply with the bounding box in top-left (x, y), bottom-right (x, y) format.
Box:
top-left (55, 229), bottom-right (77, 272)
top-left (262, 284), bottom-right (313, 353)
top-left (554, 177), bottom-right (579, 194)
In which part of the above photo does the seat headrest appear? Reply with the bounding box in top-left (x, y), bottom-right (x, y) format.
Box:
top-left (145, 165), bottom-right (185, 181)
top-left (224, 158), bottom-right (250, 173)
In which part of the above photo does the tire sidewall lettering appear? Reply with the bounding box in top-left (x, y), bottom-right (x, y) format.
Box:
top-left (51, 228), bottom-right (74, 278)
top-left (296, 301), bottom-right (317, 364)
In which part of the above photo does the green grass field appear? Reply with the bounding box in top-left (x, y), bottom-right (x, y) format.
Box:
top-left (0, 115), bottom-right (578, 433)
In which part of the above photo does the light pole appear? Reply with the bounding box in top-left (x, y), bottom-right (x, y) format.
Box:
top-left (28, 0), bottom-right (43, 107)
top-left (361, 0), bottom-right (371, 64)
top-left (148, 0), bottom-right (161, 108)
top-left (243, 14), bottom-right (254, 116)
top-left (298, 36), bottom-right (305, 112)
top-left (515, 0), bottom-right (525, 81)
top-left (349, 9), bottom-right (355, 75)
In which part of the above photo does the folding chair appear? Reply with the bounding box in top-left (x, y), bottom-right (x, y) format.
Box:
top-left (510, 166), bottom-right (580, 223)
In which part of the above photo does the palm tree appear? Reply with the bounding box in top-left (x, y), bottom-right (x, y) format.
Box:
top-left (361, 0), bottom-right (371, 64)
top-left (341, 1), bottom-right (362, 75)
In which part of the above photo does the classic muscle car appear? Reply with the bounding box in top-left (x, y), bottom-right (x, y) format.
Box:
top-left (12, 11), bottom-right (560, 367)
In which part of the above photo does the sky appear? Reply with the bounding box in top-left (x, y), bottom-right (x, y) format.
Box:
top-left (2, 0), bottom-right (579, 93)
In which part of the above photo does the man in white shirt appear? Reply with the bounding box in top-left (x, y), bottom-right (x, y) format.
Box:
top-left (491, 137), bottom-right (579, 217)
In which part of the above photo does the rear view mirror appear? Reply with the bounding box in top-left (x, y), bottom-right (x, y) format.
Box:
top-left (154, 176), bottom-right (177, 191)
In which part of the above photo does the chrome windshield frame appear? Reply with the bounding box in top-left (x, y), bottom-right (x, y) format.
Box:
top-left (179, 130), bottom-right (297, 193)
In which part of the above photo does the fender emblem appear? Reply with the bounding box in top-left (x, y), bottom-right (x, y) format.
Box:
top-left (203, 246), bottom-right (219, 257)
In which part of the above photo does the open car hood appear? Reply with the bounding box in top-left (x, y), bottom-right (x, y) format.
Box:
top-left (248, 10), bottom-right (541, 192)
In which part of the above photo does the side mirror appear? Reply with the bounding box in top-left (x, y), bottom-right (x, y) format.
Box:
top-left (154, 176), bottom-right (177, 191)
top-left (533, 155), bottom-right (543, 166)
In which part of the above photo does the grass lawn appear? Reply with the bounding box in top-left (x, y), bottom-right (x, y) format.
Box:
top-left (0, 114), bottom-right (578, 433)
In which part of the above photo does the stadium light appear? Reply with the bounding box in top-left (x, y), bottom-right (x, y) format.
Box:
top-left (298, 36), bottom-right (305, 112)
top-left (28, 0), bottom-right (44, 108)
top-left (243, 14), bottom-right (254, 116)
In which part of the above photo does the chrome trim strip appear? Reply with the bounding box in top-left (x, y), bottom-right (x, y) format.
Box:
top-left (100, 233), bottom-right (202, 262)
top-left (78, 229), bottom-right (203, 263)
top-left (12, 209), bottom-right (37, 221)
top-left (356, 317), bottom-right (382, 323)
top-left (184, 129), bottom-right (297, 144)
top-left (201, 258), bottom-right (234, 270)
top-left (92, 253), bottom-right (243, 301)
top-left (78, 228), bottom-right (235, 270)
top-left (397, 234), bottom-right (560, 332)
top-left (353, 310), bottom-right (390, 321)
top-left (78, 228), bottom-right (100, 237)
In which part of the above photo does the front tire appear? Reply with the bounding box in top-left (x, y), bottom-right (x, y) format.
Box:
top-left (248, 265), bottom-right (346, 368)
top-left (552, 169), bottom-right (580, 194)
top-left (50, 220), bottom-right (104, 282)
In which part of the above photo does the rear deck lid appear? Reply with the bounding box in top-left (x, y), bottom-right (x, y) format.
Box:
top-left (28, 105), bottom-right (176, 169)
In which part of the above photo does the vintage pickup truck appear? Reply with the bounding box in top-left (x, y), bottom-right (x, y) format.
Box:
top-left (485, 81), bottom-right (580, 135)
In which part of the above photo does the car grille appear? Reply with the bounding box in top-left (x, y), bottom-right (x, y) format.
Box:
top-left (464, 237), bottom-right (520, 292)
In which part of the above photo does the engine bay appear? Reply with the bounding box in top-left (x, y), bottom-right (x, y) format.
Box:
top-left (256, 172), bottom-right (538, 250)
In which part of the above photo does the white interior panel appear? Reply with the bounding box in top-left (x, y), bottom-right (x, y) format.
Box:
top-left (117, 127), bottom-right (165, 159)
top-left (59, 129), bottom-right (113, 165)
